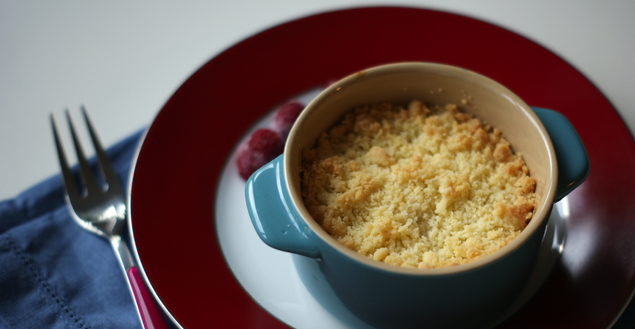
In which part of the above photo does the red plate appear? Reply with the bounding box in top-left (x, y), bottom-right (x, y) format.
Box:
top-left (129, 7), bottom-right (635, 328)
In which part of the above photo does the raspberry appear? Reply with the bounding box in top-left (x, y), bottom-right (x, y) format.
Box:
top-left (236, 148), bottom-right (267, 180)
top-left (236, 129), bottom-right (284, 180)
top-left (271, 101), bottom-right (304, 137)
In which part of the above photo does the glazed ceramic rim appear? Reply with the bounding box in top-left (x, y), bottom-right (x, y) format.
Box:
top-left (284, 62), bottom-right (557, 275)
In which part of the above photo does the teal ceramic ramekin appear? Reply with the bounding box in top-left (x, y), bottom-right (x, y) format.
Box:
top-left (245, 63), bottom-right (589, 329)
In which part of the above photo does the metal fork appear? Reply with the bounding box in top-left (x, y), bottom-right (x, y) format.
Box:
top-left (51, 107), bottom-right (168, 329)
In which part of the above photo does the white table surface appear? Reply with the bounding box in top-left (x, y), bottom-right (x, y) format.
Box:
top-left (1, 1), bottom-right (634, 201)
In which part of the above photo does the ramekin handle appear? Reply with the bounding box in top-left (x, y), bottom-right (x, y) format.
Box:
top-left (532, 107), bottom-right (590, 201)
top-left (245, 156), bottom-right (320, 258)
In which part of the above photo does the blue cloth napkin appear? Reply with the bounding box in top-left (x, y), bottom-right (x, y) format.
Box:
top-left (1, 128), bottom-right (634, 329)
top-left (0, 130), bottom-right (145, 329)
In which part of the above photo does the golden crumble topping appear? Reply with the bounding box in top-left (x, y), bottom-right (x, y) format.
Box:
top-left (300, 101), bottom-right (536, 268)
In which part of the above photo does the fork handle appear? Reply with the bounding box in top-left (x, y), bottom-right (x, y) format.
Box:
top-left (111, 238), bottom-right (170, 329)
top-left (127, 267), bottom-right (170, 329)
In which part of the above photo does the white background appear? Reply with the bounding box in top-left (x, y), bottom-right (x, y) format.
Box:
top-left (1, 0), bottom-right (634, 200)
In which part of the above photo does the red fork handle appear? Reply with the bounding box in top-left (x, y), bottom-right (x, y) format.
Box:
top-left (127, 267), bottom-right (170, 329)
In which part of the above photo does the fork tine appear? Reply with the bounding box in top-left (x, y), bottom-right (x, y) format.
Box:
top-left (50, 114), bottom-right (82, 203)
top-left (81, 106), bottom-right (123, 194)
top-left (65, 109), bottom-right (102, 195)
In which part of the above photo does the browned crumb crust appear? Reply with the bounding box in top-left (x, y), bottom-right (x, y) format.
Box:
top-left (300, 101), bottom-right (536, 268)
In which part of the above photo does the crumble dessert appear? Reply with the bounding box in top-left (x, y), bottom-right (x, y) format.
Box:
top-left (300, 101), bottom-right (536, 268)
